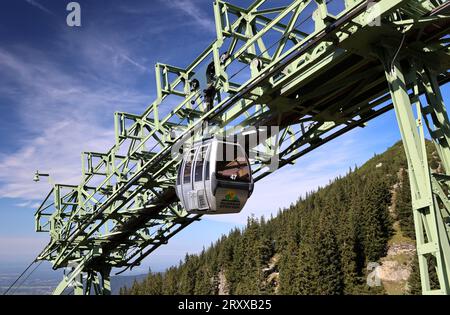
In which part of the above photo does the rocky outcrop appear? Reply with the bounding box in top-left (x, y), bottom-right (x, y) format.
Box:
top-left (377, 168), bottom-right (416, 294)
top-left (376, 241), bottom-right (416, 294)
top-left (377, 260), bottom-right (411, 282)
top-left (217, 269), bottom-right (229, 295)
top-left (387, 243), bottom-right (415, 256)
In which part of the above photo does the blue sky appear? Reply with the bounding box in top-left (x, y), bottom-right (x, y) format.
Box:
top-left (0, 0), bottom-right (448, 278)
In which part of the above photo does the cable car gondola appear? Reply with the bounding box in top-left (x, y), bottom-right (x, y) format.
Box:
top-left (176, 138), bottom-right (254, 214)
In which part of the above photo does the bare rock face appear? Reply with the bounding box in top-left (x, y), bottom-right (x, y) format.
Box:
top-left (267, 272), bottom-right (279, 293)
top-left (377, 260), bottom-right (411, 282)
top-left (387, 243), bottom-right (415, 256)
top-left (217, 270), bottom-right (229, 295)
top-left (263, 254), bottom-right (280, 275)
top-left (377, 241), bottom-right (416, 294)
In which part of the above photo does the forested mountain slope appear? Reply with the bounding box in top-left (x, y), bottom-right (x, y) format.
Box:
top-left (122, 141), bottom-right (440, 295)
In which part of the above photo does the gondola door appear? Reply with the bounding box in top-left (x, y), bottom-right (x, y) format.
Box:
top-left (180, 148), bottom-right (195, 211)
top-left (192, 144), bottom-right (211, 211)
top-left (213, 141), bottom-right (252, 214)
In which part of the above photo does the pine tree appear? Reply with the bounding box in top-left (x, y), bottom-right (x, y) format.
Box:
top-left (226, 229), bottom-right (245, 294)
top-left (348, 176), bottom-right (367, 274)
top-left (361, 173), bottom-right (392, 262)
top-left (408, 254), bottom-right (422, 295)
top-left (235, 217), bottom-right (264, 294)
top-left (179, 254), bottom-right (198, 294)
top-left (339, 205), bottom-right (360, 294)
top-left (314, 210), bottom-right (344, 295)
top-left (396, 170), bottom-right (415, 239)
top-left (278, 226), bottom-right (299, 294)
top-left (194, 265), bottom-right (214, 294)
top-left (296, 217), bottom-right (320, 295)
top-left (129, 279), bottom-right (139, 295)
top-left (143, 272), bottom-right (163, 295)
top-left (162, 267), bottom-right (180, 294)
top-left (408, 253), bottom-right (440, 294)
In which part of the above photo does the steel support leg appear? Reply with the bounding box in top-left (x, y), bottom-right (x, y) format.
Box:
top-left (100, 267), bottom-right (112, 295)
top-left (81, 268), bottom-right (112, 295)
top-left (53, 262), bottom-right (84, 295)
top-left (54, 266), bottom-right (112, 295)
top-left (420, 67), bottom-right (450, 292)
top-left (382, 54), bottom-right (450, 294)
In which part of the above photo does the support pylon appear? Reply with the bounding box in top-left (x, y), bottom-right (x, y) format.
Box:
top-left (381, 49), bottom-right (450, 294)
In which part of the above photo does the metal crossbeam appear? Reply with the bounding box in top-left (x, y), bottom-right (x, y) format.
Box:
top-left (31, 0), bottom-right (450, 295)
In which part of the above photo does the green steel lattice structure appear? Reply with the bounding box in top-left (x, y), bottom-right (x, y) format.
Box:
top-left (31, 0), bottom-right (450, 295)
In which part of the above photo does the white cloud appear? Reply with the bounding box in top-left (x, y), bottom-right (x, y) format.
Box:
top-left (14, 201), bottom-right (39, 208)
top-left (117, 52), bottom-right (148, 72)
top-left (24, 0), bottom-right (53, 15)
top-left (0, 45), bottom-right (150, 201)
top-left (164, 0), bottom-right (215, 32)
top-left (67, 31), bottom-right (150, 75)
